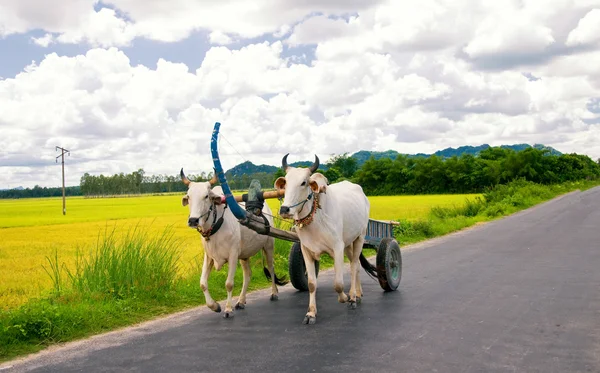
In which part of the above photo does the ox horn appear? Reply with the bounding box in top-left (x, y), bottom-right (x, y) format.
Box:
top-left (180, 168), bottom-right (191, 186)
top-left (281, 153), bottom-right (290, 172)
top-left (208, 172), bottom-right (218, 185)
top-left (309, 155), bottom-right (320, 174)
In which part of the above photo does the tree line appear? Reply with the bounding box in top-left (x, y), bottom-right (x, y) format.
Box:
top-left (2, 146), bottom-right (599, 199)
top-left (351, 147), bottom-right (600, 195)
top-left (79, 169), bottom-right (213, 196)
top-left (0, 170), bottom-right (212, 199)
top-left (0, 185), bottom-right (81, 199)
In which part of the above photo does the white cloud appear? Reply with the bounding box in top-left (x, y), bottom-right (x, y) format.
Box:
top-left (0, 0), bottom-right (383, 46)
top-left (209, 31), bottom-right (234, 46)
top-left (194, 41), bottom-right (291, 100)
top-left (0, 0), bottom-right (94, 36)
top-left (104, 0), bottom-right (382, 41)
top-left (0, 0), bottom-right (598, 56)
top-left (286, 15), bottom-right (360, 46)
top-left (2, 1), bottom-right (600, 188)
top-left (566, 8), bottom-right (600, 46)
top-left (298, 1), bottom-right (477, 60)
top-left (55, 8), bottom-right (137, 47)
top-left (31, 33), bottom-right (55, 47)
top-left (463, 13), bottom-right (555, 58)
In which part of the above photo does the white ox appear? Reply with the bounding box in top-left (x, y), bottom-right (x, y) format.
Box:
top-left (274, 154), bottom-right (376, 325)
top-left (181, 169), bottom-right (287, 318)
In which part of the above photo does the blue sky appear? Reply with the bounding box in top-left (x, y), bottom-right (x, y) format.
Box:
top-left (0, 30), bottom-right (211, 78)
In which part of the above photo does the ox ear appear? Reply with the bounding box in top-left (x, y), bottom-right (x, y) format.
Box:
top-left (309, 180), bottom-right (327, 194)
top-left (274, 177), bottom-right (286, 191)
top-left (309, 173), bottom-right (328, 194)
top-left (208, 189), bottom-right (224, 205)
top-left (182, 195), bottom-right (189, 206)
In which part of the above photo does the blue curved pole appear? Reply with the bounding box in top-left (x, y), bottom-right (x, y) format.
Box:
top-left (210, 122), bottom-right (248, 220)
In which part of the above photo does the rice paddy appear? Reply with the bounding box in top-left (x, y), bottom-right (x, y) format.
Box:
top-left (0, 192), bottom-right (479, 310)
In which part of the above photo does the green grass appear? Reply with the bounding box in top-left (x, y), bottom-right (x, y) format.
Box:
top-left (61, 224), bottom-right (182, 299)
top-left (0, 193), bottom-right (478, 309)
top-left (0, 194), bottom-right (185, 229)
top-left (367, 194), bottom-right (481, 221)
top-left (0, 224), bottom-right (294, 361)
top-left (393, 179), bottom-right (600, 245)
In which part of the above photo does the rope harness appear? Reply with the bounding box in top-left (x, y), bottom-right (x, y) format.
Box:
top-left (197, 202), bottom-right (228, 241)
top-left (294, 192), bottom-right (321, 229)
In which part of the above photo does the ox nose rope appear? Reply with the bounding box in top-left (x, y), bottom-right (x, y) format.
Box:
top-left (197, 202), bottom-right (228, 240)
top-left (287, 192), bottom-right (313, 212)
top-left (196, 208), bottom-right (212, 221)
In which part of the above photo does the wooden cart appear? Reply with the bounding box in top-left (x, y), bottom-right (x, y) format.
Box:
top-left (210, 122), bottom-right (402, 293)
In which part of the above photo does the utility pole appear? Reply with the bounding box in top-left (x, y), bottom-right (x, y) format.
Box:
top-left (55, 146), bottom-right (70, 215)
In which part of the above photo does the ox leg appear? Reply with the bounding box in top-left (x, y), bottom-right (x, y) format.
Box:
top-left (333, 243), bottom-right (349, 304)
top-left (200, 253), bottom-right (220, 313)
top-left (223, 252), bottom-right (238, 318)
top-left (263, 245), bottom-right (279, 301)
top-left (356, 267), bottom-right (363, 303)
top-left (351, 237), bottom-right (365, 309)
top-left (235, 258), bottom-right (251, 310)
top-left (345, 244), bottom-right (358, 309)
top-left (301, 244), bottom-right (318, 325)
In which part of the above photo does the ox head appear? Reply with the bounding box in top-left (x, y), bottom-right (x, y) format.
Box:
top-left (274, 154), bottom-right (325, 219)
top-left (181, 169), bottom-right (222, 228)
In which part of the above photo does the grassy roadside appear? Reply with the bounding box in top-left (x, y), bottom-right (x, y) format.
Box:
top-left (0, 227), bottom-right (294, 362)
top-left (2, 178), bottom-right (599, 362)
top-left (393, 179), bottom-right (600, 245)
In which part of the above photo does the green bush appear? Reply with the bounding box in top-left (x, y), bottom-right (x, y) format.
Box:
top-left (483, 202), bottom-right (510, 217)
top-left (393, 219), bottom-right (435, 240)
top-left (1, 225), bottom-right (187, 360)
top-left (430, 197), bottom-right (485, 219)
top-left (63, 225), bottom-right (182, 300)
top-left (394, 178), bottom-right (600, 245)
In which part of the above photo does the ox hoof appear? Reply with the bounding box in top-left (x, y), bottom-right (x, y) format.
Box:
top-left (348, 301), bottom-right (358, 310)
top-left (302, 315), bottom-right (316, 325)
top-left (235, 302), bottom-right (245, 310)
top-left (212, 304), bottom-right (222, 313)
top-left (223, 311), bottom-right (234, 319)
top-left (270, 294), bottom-right (279, 301)
top-left (356, 296), bottom-right (362, 304)
top-left (338, 293), bottom-right (349, 304)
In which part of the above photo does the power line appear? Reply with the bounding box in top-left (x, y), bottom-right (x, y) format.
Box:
top-left (55, 146), bottom-right (70, 215)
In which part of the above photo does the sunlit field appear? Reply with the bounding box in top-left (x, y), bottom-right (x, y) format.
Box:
top-left (367, 194), bottom-right (481, 221)
top-left (0, 192), bottom-right (480, 310)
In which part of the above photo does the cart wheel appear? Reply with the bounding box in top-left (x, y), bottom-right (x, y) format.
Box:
top-left (376, 237), bottom-right (402, 292)
top-left (288, 242), bottom-right (320, 292)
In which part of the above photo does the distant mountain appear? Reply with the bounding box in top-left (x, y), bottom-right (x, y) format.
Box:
top-left (353, 143), bottom-right (563, 167)
top-left (432, 144), bottom-right (493, 158)
top-left (224, 143), bottom-right (563, 177)
top-left (351, 150), bottom-right (404, 165)
top-left (435, 143), bottom-right (561, 158)
top-left (0, 186), bottom-right (24, 191)
top-left (521, 144), bottom-right (562, 156)
top-left (225, 160), bottom-right (328, 176)
top-left (225, 161), bottom-right (278, 178)
top-left (288, 161), bottom-right (329, 170)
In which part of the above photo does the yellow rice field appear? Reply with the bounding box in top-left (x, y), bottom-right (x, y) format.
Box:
top-left (0, 193), bottom-right (479, 310)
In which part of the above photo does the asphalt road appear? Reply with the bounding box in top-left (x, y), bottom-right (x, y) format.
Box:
top-left (3, 187), bottom-right (600, 373)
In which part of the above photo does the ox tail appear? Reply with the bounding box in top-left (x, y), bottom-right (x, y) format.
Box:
top-left (263, 267), bottom-right (289, 286)
top-left (359, 252), bottom-right (378, 281)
